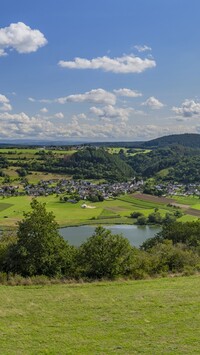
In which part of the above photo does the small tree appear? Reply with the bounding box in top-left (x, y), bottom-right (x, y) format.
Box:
top-left (77, 226), bottom-right (135, 279)
top-left (136, 215), bottom-right (148, 225)
top-left (6, 199), bottom-right (75, 277)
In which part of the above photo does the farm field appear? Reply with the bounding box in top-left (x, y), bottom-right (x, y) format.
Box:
top-left (133, 193), bottom-right (200, 220)
top-left (107, 147), bottom-right (151, 156)
top-left (0, 193), bottom-right (198, 228)
top-left (0, 276), bottom-right (200, 354)
top-left (0, 148), bottom-right (77, 155)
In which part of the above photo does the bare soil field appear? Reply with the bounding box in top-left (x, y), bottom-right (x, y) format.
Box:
top-left (133, 193), bottom-right (174, 204)
top-left (133, 193), bottom-right (200, 217)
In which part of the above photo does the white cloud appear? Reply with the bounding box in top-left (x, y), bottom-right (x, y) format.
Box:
top-left (39, 99), bottom-right (51, 103)
top-left (90, 107), bottom-right (104, 116)
top-left (142, 96), bottom-right (164, 109)
top-left (58, 53), bottom-right (156, 74)
top-left (0, 22), bottom-right (47, 56)
top-left (0, 109), bottom-right (198, 141)
top-left (55, 112), bottom-right (64, 119)
top-left (28, 97), bottom-right (35, 102)
top-left (40, 107), bottom-right (48, 113)
top-left (134, 45), bottom-right (152, 52)
top-left (0, 49), bottom-right (7, 57)
top-left (113, 88), bottom-right (142, 98)
top-left (90, 105), bottom-right (133, 122)
top-left (56, 89), bottom-right (116, 105)
top-left (0, 94), bottom-right (12, 111)
top-left (172, 99), bottom-right (200, 117)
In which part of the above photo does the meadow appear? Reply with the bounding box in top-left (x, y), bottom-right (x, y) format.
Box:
top-left (0, 193), bottom-right (198, 228)
top-left (0, 275), bottom-right (199, 354)
top-left (107, 147), bottom-right (151, 156)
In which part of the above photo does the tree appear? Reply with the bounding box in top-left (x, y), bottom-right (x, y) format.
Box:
top-left (130, 211), bottom-right (144, 218)
top-left (0, 232), bottom-right (17, 272)
top-left (148, 212), bottom-right (163, 224)
top-left (5, 199), bottom-right (75, 277)
top-left (136, 215), bottom-right (147, 225)
top-left (77, 226), bottom-right (135, 279)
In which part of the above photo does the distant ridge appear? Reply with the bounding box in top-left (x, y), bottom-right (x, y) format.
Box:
top-left (143, 133), bottom-right (200, 148)
top-left (0, 133), bottom-right (200, 148)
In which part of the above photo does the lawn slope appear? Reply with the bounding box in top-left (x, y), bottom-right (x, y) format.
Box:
top-left (0, 276), bottom-right (200, 354)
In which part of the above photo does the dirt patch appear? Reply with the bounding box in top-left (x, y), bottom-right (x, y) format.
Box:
top-left (185, 208), bottom-right (200, 217)
top-left (170, 203), bottom-right (190, 209)
top-left (133, 193), bottom-right (175, 204)
top-left (133, 193), bottom-right (200, 217)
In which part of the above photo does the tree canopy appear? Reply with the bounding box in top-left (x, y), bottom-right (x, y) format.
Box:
top-left (5, 199), bottom-right (75, 277)
top-left (77, 226), bottom-right (135, 279)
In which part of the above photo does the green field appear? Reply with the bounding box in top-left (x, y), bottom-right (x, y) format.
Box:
top-left (0, 148), bottom-right (77, 155)
top-left (0, 193), bottom-right (198, 228)
top-left (107, 147), bottom-right (151, 156)
top-left (0, 276), bottom-right (199, 354)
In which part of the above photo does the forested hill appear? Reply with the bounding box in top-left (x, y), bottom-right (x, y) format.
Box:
top-left (143, 133), bottom-right (200, 148)
top-left (61, 147), bottom-right (134, 180)
top-left (127, 145), bottom-right (200, 182)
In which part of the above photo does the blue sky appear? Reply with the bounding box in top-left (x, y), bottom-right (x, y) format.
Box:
top-left (1, 0), bottom-right (200, 141)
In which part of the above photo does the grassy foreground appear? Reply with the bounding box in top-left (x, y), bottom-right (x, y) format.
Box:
top-left (0, 276), bottom-right (200, 354)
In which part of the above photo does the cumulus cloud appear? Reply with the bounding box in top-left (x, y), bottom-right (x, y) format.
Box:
top-left (0, 111), bottom-right (56, 138)
top-left (134, 45), bottom-right (152, 52)
top-left (58, 54), bottom-right (156, 74)
top-left (113, 88), bottom-right (142, 98)
top-left (90, 105), bottom-right (133, 122)
top-left (0, 109), bottom-right (198, 141)
top-left (40, 107), bottom-right (48, 113)
top-left (0, 22), bottom-right (47, 56)
top-left (172, 99), bottom-right (200, 117)
top-left (0, 94), bottom-right (12, 111)
top-left (56, 89), bottom-right (116, 105)
top-left (28, 97), bottom-right (35, 102)
top-left (55, 112), bottom-right (64, 119)
top-left (142, 96), bottom-right (164, 109)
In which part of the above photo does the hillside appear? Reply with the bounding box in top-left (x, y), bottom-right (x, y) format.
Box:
top-left (0, 276), bottom-right (199, 354)
top-left (127, 145), bottom-right (200, 182)
top-left (143, 133), bottom-right (200, 148)
top-left (61, 147), bottom-right (134, 180)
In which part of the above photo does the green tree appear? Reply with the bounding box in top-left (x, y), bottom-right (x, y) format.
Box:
top-left (0, 232), bottom-right (17, 272)
top-left (136, 215), bottom-right (148, 225)
top-left (148, 212), bottom-right (163, 224)
top-left (77, 226), bottom-right (135, 279)
top-left (5, 199), bottom-right (75, 277)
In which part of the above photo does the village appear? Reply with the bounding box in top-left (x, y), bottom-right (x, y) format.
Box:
top-left (0, 177), bottom-right (200, 201)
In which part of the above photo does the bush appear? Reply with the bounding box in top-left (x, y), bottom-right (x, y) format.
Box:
top-left (130, 211), bottom-right (144, 218)
top-left (76, 226), bottom-right (135, 279)
top-left (148, 212), bottom-right (163, 224)
top-left (136, 215), bottom-right (148, 225)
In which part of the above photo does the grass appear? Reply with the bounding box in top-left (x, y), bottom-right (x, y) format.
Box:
top-left (173, 196), bottom-right (200, 206)
top-left (0, 194), bottom-right (198, 228)
top-left (0, 148), bottom-right (77, 155)
top-left (0, 275), bottom-right (200, 354)
top-left (0, 203), bottom-right (13, 212)
top-left (107, 147), bottom-right (151, 156)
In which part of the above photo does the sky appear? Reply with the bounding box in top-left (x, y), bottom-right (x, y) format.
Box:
top-left (1, 0), bottom-right (200, 142)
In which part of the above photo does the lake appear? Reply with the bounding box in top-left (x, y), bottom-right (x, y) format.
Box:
top-left (60, 225), bottom-right (160, 247)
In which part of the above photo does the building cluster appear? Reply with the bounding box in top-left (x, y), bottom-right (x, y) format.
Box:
top-left (0, 179), bottom-right (144, 199)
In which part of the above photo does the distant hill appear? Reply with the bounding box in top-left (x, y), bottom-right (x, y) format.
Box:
top-left (143, 133), bottom-right (200, 148)
top-left (62, 147), bottom-right (134, 181)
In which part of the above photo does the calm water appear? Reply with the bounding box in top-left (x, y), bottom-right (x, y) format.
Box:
top-left (60, 225), bottom-right (160, 247)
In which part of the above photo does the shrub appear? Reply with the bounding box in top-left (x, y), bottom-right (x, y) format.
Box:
top-left (76, 226), bottom-right (135, 279)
